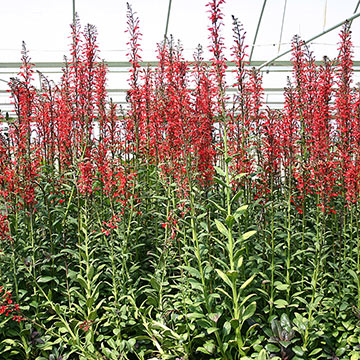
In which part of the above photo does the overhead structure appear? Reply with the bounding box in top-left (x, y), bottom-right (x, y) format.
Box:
top-left (350, 0), bottom-right (360, 27)
top-left (164, 0), bottom-right (173, 41)
top-left (277, 0), bottom-right (287, 53)
top-left (1, 0), bottom-right (360, 113)
top-left (72, 0), bottom-right (76, 26)
top-left (258, 10), bottom-right (360, 70)
top-left (249, 0), bottom-right (267, 62)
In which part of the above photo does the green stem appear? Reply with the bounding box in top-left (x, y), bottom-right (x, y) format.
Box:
top-left (304, 194), bottom-right (321, 349)
top-left (286, 173), bottom-right (292, 304)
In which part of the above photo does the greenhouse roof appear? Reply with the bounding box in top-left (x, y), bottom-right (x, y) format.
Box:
top-left (2, 0), bottom-right (360, 62)
top-left (2, 0), bottom-right (360, 113)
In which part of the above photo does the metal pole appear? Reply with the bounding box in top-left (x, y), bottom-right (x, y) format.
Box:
top-left (249, 0), bottom-right (267, 62)
top-left (350, 0), bottom-right (360, 27)
top-left (72, 0), bottom-right (76, 26)
top-left (258, 10), bottom-right (360, 70)
top-left (278, 0), bottom-right (287, 53)
top-left (164, 0), bottom-right (173, 41)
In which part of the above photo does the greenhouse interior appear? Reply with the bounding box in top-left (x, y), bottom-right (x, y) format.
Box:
top-left (0, 0), bottom-right (360, 359)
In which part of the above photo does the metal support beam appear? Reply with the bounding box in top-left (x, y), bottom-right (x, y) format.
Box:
top-left (72, 0), bottom-right (76, 26)
top-left (164, 0), bottom-right (172, 41)
top-left (249, 0), bottom-right (267, 62)
top-left (258, 10), bottom-right (360, 70)
top-left (278, 0), bottom-right (287, 53)
top-left (350, 0), bottom-right (360, 27)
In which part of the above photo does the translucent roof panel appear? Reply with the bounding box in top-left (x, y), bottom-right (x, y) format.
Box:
top-left (2, 0), bottom-right (360, 63)
top-left (2, 0), bottom-right (360, 113)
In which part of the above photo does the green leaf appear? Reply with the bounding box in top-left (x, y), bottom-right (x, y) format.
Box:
top-left (280, 313), bottom-right (292, 333)
top-left (275, 281), bottom-right (290, 291)
top-left (37, 276), bottom-right (54, 283)
top-left (274, 299), bottom-right (288, 309)
top-left (226, 270), bottom-right (238, 280)
top-left (214, 166), bottom-right (226, 177)
top-left (206, 327), bottom-right (218, 335)
top-left (242, 230), bottom-right (256, 240)
top-left (266, 343), bottom-right (280, 352)
top-left (77, 274), bottom-right (88, 291)
top-left (215, 219), bottom-right (230, 239)
top-left (279, 340), bottom-right (291, 349)
top-left (223, 321), bottom-right (231, 336)
top-left (349, 269), bottom-right (359, 283)
top-left (150, 277), bottom-right (160, 291)
top-left (233, 173), bottom-right (246, 181)
top-left (237, 256), bottom-right (243, 269)
top-left (231, 190), bottom-right (243, 205)
top-left (216, 269), bottom-right (233, 289)
top-left (240, 293), bottom-right (256, 307)
top-left (234, 205), bottom-right (248, 220)
top-left (86, 297), bottom-right (94, 308)
top-left (188, 278), bottom-right (203, 291)
top-left (187, 312), bottom-right (204, 319)
top-left (183, 266), bottom-right (201, 279)
top-left (240, 274), bottom-right (255, 290)
top-left (293, 346), bottom-right (304, 356)
top-left (152, 321), bottom-right (181, 340)
top-left (197, 347), bottom-right (212, 355)
top-left (214, 176), bottom-right (228, 188)
top-left (335, 347), bottom-right (346, 357)
top-left (309, 348), bottom-right (322, 356)
top-left (215, 287), bottom-right (232, 300)
top-left (1, 339), bottom-right (18, 346)
top-left (87, 265), bottom-right (94, 281)
top-left (270, 319), bottom-right (280, 338)
top-left (242, 302), bottom-right (256, 323)
top-left (208, 199), bottom-right (226, 214)
top-left (209, 313), bottom-right (221, 323)
top-left (230, 318), bottom-right (239, 329)
top-left (197, 340), bottom-right (216, 354)
top-left (67, 269), bottom-right (77, 280)
top-left (294, 312), bottom-right (307, 332)
top-left (258, 349), bottom-right (268, 360)
top-left (226, 215), bottom-right (235, 228)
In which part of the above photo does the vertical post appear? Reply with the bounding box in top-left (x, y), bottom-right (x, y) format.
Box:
top-left (323, 0), bottom-right (327, 30)
top-left (164, 0), bottom-right (172, 41)
top-left (278, 0), bottom-right (287, 53)
top-left (249, 0), bottom-right (267, 62)
top-left (73, 0), bottom-right (76, 26)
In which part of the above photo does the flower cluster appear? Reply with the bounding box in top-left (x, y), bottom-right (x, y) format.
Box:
top-left (0, 287), bottom-right (23, 323)
top-left (79, 320), bottom-right (93, 332)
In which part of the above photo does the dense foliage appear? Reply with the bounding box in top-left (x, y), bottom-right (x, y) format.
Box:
top-left (0, 1), bottom-right (359, 359)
